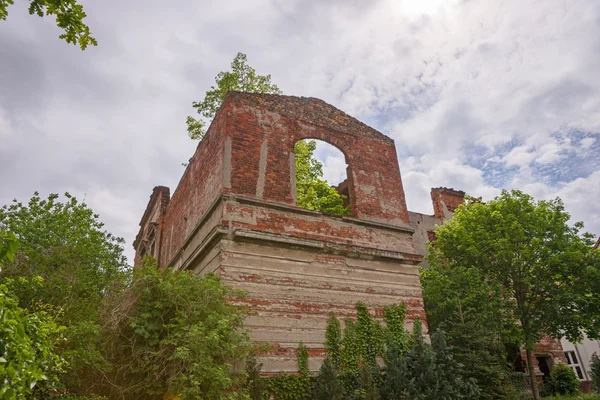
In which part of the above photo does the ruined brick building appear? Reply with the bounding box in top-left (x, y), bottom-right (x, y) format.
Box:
top-left (133, 92), bottom-right (564, 378)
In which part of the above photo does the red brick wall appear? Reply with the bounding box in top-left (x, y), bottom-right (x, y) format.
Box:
top-left (225, 92), bottom-right (411, 225)
top-left (133, 186), bottom-right (170, 267)
top-left (135, 93), bottom-right (417, 268)
top-left (158, 110), bottom-right (227, 267)
top-left (222, 198), bottom-right (419, 257)
top-left (431, 187), bottom-right (466, 219)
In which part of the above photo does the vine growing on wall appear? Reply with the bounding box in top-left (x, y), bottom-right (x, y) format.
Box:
top-left (325, 313), bottom-right (342, 369)
top-left (383, 303), bottom-right (407, 354)
top-left (264, 342), bottom-right (312, 400)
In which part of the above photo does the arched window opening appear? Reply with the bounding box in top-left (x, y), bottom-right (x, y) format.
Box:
top-left (293, 139), bottom-right (350, 216)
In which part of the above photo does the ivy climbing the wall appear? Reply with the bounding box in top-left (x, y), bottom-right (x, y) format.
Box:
top-left (253, 301), bottom-right (478, 400)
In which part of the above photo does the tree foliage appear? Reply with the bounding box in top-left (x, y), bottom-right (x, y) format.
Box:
top-left (0, 231), bottom-right (18, 266)
top-left (187, 52), bottom-right (281, 140)
top-left (0, 284), bottom-right (66, 399)
top-left (294, 139), bottom-right (349, 216)
top-left (443, 301), bottom-right (516, 400)
top-left (0, 192), bottom-right (128, 390)
top-left (312, 357), bottom-right (343, 400)
top-left (0, 0), bottom-right (97, 49)
top-left (542, 363), bottom-right (580, 397)
top-left (421, 267), bottom-right (519, 399)
top-left (426, 189), bottom-right (600, 399)
top-left (382, 321), bottom-right (480, 400)
top-left (590, 353), bottom-right (600, 393)
top-left (245, 355), bottom-right (267, 400)
top-left (92, 259), bottom-right (252, 399)
top-left (0, 232), bottom-right (66, 399)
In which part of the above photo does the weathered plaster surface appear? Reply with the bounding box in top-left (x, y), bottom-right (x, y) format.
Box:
top-left (133, 93), bottom-right (438, 372)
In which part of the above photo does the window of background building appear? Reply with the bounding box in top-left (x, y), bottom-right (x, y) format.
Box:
top-left (565, 350), bottom-right (585, 380)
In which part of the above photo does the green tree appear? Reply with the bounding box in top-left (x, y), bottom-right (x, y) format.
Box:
top-left (421, 264), bottom-right (519, 343)
top-left (187, 52), bottom-right (281, 140)
top-left (312, 357), bottom-right (343, 400)
top-left (389, 321), bottom-right (479, 400)
top-left (355, 364), bottom-right (380, 400)
top-left (590, 353), bottom-right (600, 393)
top-left (442, 301), bottom-right (512, 400)
top-left (0, 0), bottom-right (96, 49)
top-left (0, 284), bottom-right (66, 399)
top-left (245, 355), bottom-right (266, 400)
top-left (427, 190), bottom-right (600, 400)
top-left (0, 231), bottom-right (18, 266)
top-left (0, 233), bottom-right (66, 399)
top-left (294, 139), bottom-right (349, 216)
top-left (95, 260), bottom-right (252, 399)
top-left (0, 192), bottom-right (128, 391)
top-left (422, 267), bottom-right (518, 399)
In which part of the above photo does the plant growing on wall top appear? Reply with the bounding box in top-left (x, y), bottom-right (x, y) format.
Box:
top-left (187, 52), bottom-right (282, 141)
top-left (188, 52), bottom-right (349, 216)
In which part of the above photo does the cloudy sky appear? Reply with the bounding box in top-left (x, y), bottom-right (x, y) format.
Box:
top-left (1, 0), bottom-right (599, 263)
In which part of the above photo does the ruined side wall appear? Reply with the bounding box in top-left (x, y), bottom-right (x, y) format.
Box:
top-left (408, 212), bottom-right (441, 268)
top-left (159, 112), bottom-right (227, 267)
top-left (408, 187), bottom-right (466, 268)
top-left (133, 186), bottom-right (170, 266)
top-left (431, 187), bottom-right (466, 220)
top-left (225, 92), bottom-right (411, 226)
top-left (217, 196), bottom-right (423, 373)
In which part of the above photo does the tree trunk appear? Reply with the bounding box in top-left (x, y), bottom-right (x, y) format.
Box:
top-left (526, 348), bottom-right (540, 400)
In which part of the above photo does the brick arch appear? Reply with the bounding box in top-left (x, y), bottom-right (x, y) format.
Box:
top-left (291, 134), bottom-right (355, 216)
top-left (293, 131), bottom-right (352, 162)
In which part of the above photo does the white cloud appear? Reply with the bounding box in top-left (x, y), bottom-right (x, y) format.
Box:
top-left (503, 146), bottom-right (536, 168)
top-left (1, 0), bottom-right (599, 265)
top-left (581, 137), bottom-right (596, 150)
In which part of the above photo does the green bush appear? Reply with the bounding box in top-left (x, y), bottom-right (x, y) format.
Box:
top-left (541, 395), bottom-right (600, 400)
top-left (383, 323), bottom-right (480, 400)
top-left (590, 353), bottom-right (600, 393)
top-left (0, 284), bottom-right (66, 399)
top-left (312, 357), bottom-right (343, 400)
top-left (94, 262), bottom-right (252, 399)
top-left (543, 363), bottom-right (580, 397)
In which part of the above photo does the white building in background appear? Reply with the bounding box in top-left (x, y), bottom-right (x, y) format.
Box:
top-left (561, 335), bottom-right (599, 385)
top-left (560, 237), bottom-right (600, 392)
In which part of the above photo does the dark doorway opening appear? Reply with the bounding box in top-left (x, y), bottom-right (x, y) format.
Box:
top-left (536, 355), bottom-right (552, 383)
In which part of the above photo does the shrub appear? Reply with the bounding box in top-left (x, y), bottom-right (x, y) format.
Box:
top-left (93, 262), bottom-right (251, 399)
top-left (312, 357), bottom-right (343, 400)
top-left (591, 353), bottom-right (600, 393)
top-left (543, 363), bottom-right (580, 397)
top-left (0, 284), bottom-right (66, 399)
top-left (245, 355), bottom-right (266, 400)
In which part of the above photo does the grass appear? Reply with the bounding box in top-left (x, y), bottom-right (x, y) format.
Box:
top-left (541, 395), bottom-right (600, 400)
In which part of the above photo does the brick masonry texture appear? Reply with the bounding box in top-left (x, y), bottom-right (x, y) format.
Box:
top-left (133, 92), bottom-right (564, 374)
top-left (133, 92), bottom-right (426, 372)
